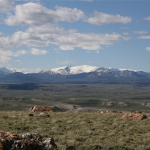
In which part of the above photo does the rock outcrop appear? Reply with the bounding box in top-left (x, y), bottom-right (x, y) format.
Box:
top-left (0, 131), bottom-right (57, 150)
top-left (122, 112), bottom-right (147, 120)
top-left (30, 106), bottom-right (55, 112)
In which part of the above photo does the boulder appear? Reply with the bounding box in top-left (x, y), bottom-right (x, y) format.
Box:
top-left (43, 138), bottom-right (57, 150)
top-left (38, 112), bottom-right (50, 117)
top-left (122, 113), bottom-right (147, 120)
top-left (0, 131), bottom-right (57, 150)
top-left (99, 110), bottom-right (106, 114)
top-left (106, 110), bottom-right (122, 114)
top-left (30, 106), bottom-right (55, 112)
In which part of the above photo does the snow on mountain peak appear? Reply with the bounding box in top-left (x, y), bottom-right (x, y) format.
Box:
top-left (50, 65), bottom-right (98, 75)
top-left (119, 68), bottom-right (139, 72)
top-left (38, 65), bottom-right (148, 76)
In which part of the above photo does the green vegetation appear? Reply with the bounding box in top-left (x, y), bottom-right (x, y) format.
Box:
top-left (0, 83), bottom-right (150, 112)
top-left (0, 111), bottom-right (150, 150)
top-left (0, 83), bottom-right (150, 149)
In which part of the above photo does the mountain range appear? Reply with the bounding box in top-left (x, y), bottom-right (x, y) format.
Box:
top-left (0, 65), bottom-right (150, 84)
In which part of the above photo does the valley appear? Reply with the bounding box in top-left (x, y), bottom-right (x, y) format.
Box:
top-left (0, 83), bottom-right (150, 112)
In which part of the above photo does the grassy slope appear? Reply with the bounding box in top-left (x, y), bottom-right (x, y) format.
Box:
top-left (0, 84), bottom-right (150, 149)
top-left (0, 111), bottom-right (150, 150)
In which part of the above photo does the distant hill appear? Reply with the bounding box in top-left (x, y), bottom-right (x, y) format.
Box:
top-left (1, 65), bottom-right (150, 84)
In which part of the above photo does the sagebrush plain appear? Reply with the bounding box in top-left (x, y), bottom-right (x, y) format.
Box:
top-left (0, 83), bottom-right (150, 149)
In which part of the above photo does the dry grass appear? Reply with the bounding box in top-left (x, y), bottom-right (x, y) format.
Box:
top-left (0, 111), bottom-right (150, 149)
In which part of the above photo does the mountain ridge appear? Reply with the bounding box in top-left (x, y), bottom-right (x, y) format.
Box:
top-left (40, 65), bottom-right (99, 75)
top-left (1, 65), bottom-right (147, 75)
top-left (1, 65), bottom-right (150, 84)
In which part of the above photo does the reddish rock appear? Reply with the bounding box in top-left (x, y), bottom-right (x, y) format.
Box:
top-left (122, 113), bottom-right (147, 120)
top-left (0, 131), bottom-right (57, 150)
top-left (30, 105), bottom-right (55, 112)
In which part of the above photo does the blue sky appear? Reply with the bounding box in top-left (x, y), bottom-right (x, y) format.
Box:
top-left (0, 0), bottom-right (150, 73)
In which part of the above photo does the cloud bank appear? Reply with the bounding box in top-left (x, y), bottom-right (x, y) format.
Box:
top-left (0, 2), bottom-right (131, 63)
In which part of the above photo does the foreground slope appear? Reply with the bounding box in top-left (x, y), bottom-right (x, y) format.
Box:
top-left (0, 111), bottom-right (150, 150)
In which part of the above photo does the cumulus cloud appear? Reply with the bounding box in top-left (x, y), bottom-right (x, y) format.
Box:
top-left (5, 3), bottom-right (85, 26)
top-left (0, 24), bottom-right (130, 52)
top-left (0, 2), bottom-right (131, 62)
top-left (57, 32), bottom-right (130, 50)
top-left (31, 24), bottom-right (129, 50)
top-left (31, 48), bottom-right (49, 55)
top-left (0, 35), bottom-right (28, 63)
top-left (133, 31), bottom-right (148, 34)
top-left (85, 11), bottom-right (132, 25)
top-left (14, 50), bottom-right (27, 56)
top-left (146, 47), bottom-right (150, 51)
top-left (0, 49), bottom-right (27, 63)
top-left (55, 6), bottom-right (85, 22)
top-left (0, 0), bottom-right (14, 12)
top-left (0, 49), bottom-right (13, 63)
top-left (5, 3), bottom-right (57, 26)
top-left (5, 2), bottom-right (131, 27)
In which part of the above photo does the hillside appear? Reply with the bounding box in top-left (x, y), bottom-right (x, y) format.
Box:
top-left (0, 111), bottom-right (150, 150)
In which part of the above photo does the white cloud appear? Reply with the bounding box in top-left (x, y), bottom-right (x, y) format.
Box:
top-left (144, 16), bottom-right (150, 21)
top-left (0, 3), bottom-right (131, 58)
top-left (5, 3), bottom-right (85, 26)
top-left (85, 11), bottom-right (131, 25)
top-left (0, 0), bottom-right (14, 12)
top-left (146, 47), bottom-right (150, 51)
top-left (14, 50), bottom-right (27, 56)
top-left (0, 24), bottom-right (130, 52)
top-left (5, 2), bottom-right (132, 27)
top-left (0, 49), bottom-right (27, 63)
top-left (56, 31), bottom-right (129, 50)
top-left (0, 49), bottom-right (13, 63)
top-left (138, 36), bottom-right (150, 40)
top-left (62, 33), bottom-right (129, 50)
top-left (5, 2), bottom-right (57, 26)
top-left (31, 48), bottom-right (48, 55)
top-left (55, 6), bottom-right (85, 22)
top-left (133, 31), bottom-right (148, 34)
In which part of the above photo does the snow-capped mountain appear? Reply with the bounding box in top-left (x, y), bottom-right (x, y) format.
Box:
top-left (39, 65), bottom-right (148, 77)
top-left (0, 67), bottom-right (14, 75)
top-left (41, 65), bottom-right (98, 75)
top-left (1, 65), bottom-right (150, 84)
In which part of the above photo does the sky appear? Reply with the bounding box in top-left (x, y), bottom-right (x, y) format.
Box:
top-left (0, 0), bottom-right (150, 73)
